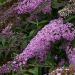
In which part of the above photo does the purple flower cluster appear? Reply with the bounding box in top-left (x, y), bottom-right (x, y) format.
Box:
top-left (1, 23), bottom-right (13, 34)
top-left (0, 18), bottom-right (75, 73)
top-left (66, 46), bottom-right (75, 65)
top-left (14, 0), bottom-right (51, 14)
top-left (61, 43), bottom-right (75, 65)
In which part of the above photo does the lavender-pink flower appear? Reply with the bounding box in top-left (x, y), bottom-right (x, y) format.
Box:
top-left (62, 43), bottom-right (75, 65)
top-left (1, 23), bottom-right (13, 34)
top-left (0, 18), bottom-right (75, 73)
top-left (0, 0), bottom-right (51, 22)
top-left (15, 0), bottom-right (51, 14)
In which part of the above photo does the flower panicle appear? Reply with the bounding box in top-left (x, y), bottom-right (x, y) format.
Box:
top-left (0, 18), bottom-right (75, 73)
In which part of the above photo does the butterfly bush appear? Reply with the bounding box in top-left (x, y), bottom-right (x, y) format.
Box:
top-left (65, 46), bottom-right (75, 65)
top-left (1, 23), bottom-right (13, 34)
top-left (0, 18), bottom-right (75, 73)
top-left (60, 43), bottom-right (75, 65)
top-left (14, 0), bottom-right (51, 14)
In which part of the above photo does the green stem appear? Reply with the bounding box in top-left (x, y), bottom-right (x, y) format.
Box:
top-left (65, 16), bottom-right (75, 22)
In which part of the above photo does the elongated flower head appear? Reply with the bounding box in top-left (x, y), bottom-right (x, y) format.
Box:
top-left (15, 0), bottom-right (51, 14)
top-left (0, 18), bottom-right (75, 73)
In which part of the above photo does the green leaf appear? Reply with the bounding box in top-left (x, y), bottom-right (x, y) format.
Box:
top-left (29, 30), bottom-right (35, 37)
top-left (2, 38), bottom-right (6, 47)
top-left (52, 0), bottom-right (66, 8)
top-left (29, 21), bottom-right (37, 25)
top-left (0, 0), bottom-right (5, 3)
top-left (65, 15), bottom-right (75, 22)
top-left (39, 20), bottom-right (48, 24)
top-left (29, 67), bottom-right (38, 75)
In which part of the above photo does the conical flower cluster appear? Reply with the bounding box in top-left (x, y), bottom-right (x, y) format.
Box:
top-left (0, 18), bottom-right (75, 74)
top-left (61, 42), bottom-right (75, 65)
top-left (14, 0), bottom-right (51, 14)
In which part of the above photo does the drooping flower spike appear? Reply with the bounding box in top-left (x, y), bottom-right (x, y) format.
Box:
top-left (0, 0), bottom-right (51, 24)
top-left (0, 18), bottom-right (75, 74)
top-left (15, 0), bottom-right (51, 14)
top-left (1, 23), bottom-right (13, 34)
top-left (60, 42), bottom-right (75, 65)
